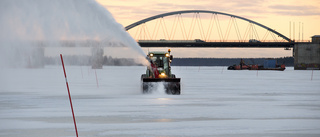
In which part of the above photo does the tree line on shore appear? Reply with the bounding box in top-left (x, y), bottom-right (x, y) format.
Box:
top-left (171, 57), bottom-right (294, 66)
top-left (44, 55), bottom-right (294, 66)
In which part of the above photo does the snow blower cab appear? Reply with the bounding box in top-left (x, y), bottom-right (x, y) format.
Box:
top-left (141, 49), bottom-right (181, 95)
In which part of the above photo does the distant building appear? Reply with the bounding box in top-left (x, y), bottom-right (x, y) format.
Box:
top-left (312, 35), bottom-right (320, 43)
top-left (294, 35), bottom-right (320, 70)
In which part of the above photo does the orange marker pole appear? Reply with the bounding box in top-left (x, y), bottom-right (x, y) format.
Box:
top-left (60, 54), bottom-right (78, 137)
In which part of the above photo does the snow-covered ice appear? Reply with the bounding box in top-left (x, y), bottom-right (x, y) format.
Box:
top-left (0, 66), bottom-right (319, 137)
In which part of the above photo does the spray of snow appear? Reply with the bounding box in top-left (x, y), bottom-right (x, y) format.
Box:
top-left (152, 82), bottom-right (166, 95)
top-left (143, 82), bottom-right (167, 95)
top-left (0, 0), bottom-right (147, 68)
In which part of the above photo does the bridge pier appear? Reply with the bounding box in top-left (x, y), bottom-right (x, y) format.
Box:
top-left (294, 35), bottom-right (320, 70)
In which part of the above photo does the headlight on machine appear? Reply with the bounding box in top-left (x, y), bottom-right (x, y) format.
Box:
top-left (159, 72), bottom-right (167, 78)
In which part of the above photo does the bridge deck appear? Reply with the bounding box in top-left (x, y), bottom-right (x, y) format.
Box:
top-left (138, 42), bottom-right (297, 48)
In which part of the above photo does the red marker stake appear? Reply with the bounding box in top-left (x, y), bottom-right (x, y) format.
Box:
top-left (60, 54), bottom-right (79, 137)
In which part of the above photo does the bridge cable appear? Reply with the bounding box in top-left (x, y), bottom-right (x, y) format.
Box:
top-left (215, 14), bottom-right (223, 41)
top-left (243, 23), bottom-right (248, 40)
top-left (208, 14), bottom-right (216, 41)
top-left (248, 23), bottom-right (252, 40)
top-left (178, 14), bottom-right (187, 40)
top-left (154, 18), bottom-right (162, 39)
top-left (242, 22), bottom-right (250, 41)
top-left (133, 23), bottom-right (140, 40)
top-left (141, 23), bottom-right (146, 40)
top-left (205, 14), bottom-right (214, 41)
top-left (156, 17), bottom-right (163, 39)
top-left (174, 15), bottom-right (181, 40)
top-left (188, 13), bottom-right (196, 39)
top-left (197, 13), bottom-right (206, 40)
top-left (161, 17), bottom-right (170, 40)
top-left (142, 24), bottom-right (148, 40)
top-left (231, 17), bottom-right (240, 42)
top-left (190, 14), bottom-right (196, 40)
top-left (172, 14), bottom-right (182, 40)
top-left (232, 17), bottom-right (239, 41)
top-left (233, 17), bottom-right (242, 42)
top-left (194, 13), bottom-right (201, 39)
top-left (160, 17), bottom-right (167, 39)
top-left (170, 15), bottom-right (178, 40)
top-left (262, 30), bottom-right (270, 42)
top-left (138, 23), bottom-right (143, 40)
top-left (187, 13), bottom-right (196, 40)
top-left (152, 19), bottom-right (160, 39)
top-left (157, 17), bottom-right (167, 39)
top-left (271, 32), bottom-right (277, 41)
top-left (224, 16), bottom-right (233, 41)
top-left (194, 13), bottom-right (204, 40)
top-left (144, 23), bottom-right (152, 40)
top-left (141, 23), bottom-right (148, 40)
top-left (252, 24), bottom-right (260, 41)
top-left (270, 31), bottom-right (278, 42)
top-left (195, 13), bottom-right (202, 39)
top-left (136, 23), bottom-right (145, 40)
top-left (142, 24), bottom-right (146, 40)
top-left (250, 23), bottom-right (253, 39)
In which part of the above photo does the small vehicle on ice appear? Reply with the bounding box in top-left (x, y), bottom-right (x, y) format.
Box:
top-left (141, 49), bottom-right (181, 95)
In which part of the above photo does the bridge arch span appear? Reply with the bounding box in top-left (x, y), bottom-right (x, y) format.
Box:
top-left (125, 10), bottom-right (291, 42)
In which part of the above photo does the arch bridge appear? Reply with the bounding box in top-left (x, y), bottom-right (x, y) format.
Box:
top-left (125, 10), bottom-right (295, 48)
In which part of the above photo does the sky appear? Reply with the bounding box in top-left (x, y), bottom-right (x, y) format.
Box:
top-left (97, 0), bottom-right (320, 38)
top-left (96, 0), bottom-right (320, 58)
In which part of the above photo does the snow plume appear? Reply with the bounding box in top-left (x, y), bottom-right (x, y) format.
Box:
top-left (0, 0), bottom-right (147, 68)
top-left (144, 82), bottom-right (167, 95)
top-left (152, 82), bottom-right (167, 95)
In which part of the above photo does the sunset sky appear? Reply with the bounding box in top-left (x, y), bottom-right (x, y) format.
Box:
top-left (97, 0), bottom-right (320, 38)
top-left (96, 0), bottom-right (320, 58)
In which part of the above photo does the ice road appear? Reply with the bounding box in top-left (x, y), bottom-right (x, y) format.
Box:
top-left (0, 66), bottom-right (319, 137)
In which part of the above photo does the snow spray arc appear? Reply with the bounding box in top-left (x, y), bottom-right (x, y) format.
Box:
top-left (0, 0), bottom-right (147, 68)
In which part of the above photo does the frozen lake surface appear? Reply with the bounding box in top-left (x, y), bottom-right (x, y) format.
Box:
top-left (0, 66), bottom-right (319, 137)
